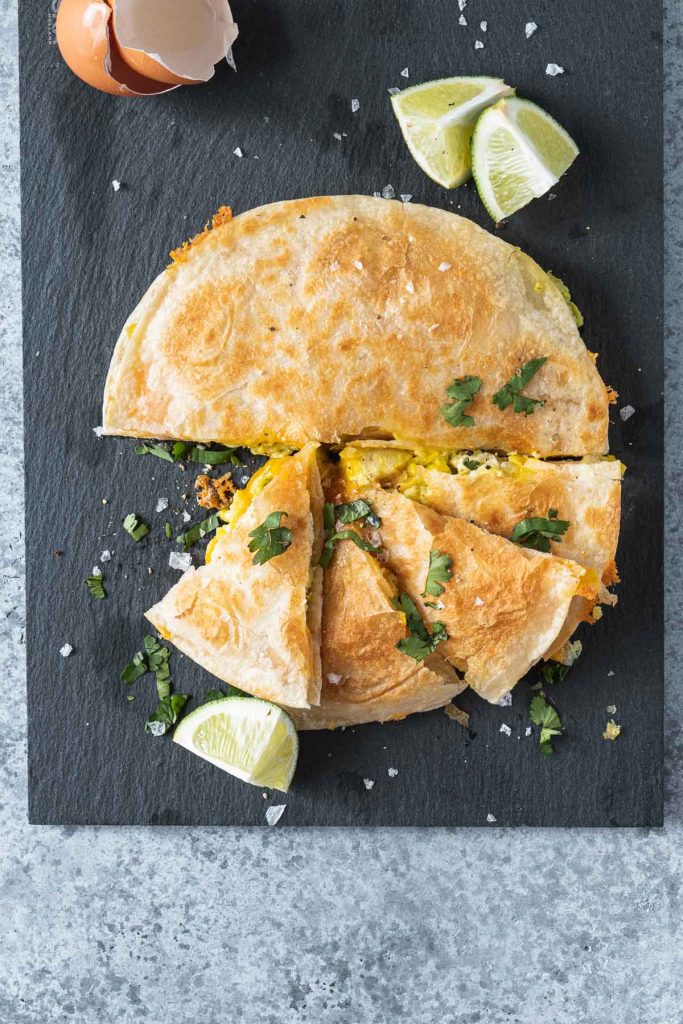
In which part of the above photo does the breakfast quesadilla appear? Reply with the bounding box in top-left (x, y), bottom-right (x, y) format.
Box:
top-left (349, 487), bottom-right (598, 703)
top-left (145, 444), bottom-right (324, 708)
top-left (338, 442), bottom-right (621, 654)
top-left (290, 538), bottom-right (464, 730)
top-left (103, 195), bottom-right (609, 457)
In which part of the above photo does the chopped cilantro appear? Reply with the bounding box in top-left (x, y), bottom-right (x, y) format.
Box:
top-left (203, 683), bottom-right (249, 704)
top-left (120, 650), bottom-right (149, 684)
top-left (186, 446), bottom-right (240, 466)
top-left (85, 573), bottom-right (106, 600)
top-left (541, 661), bottom-right (570, 686)
top-left (511, 508), bottom-right (570, 553)
top-left (145, 694), bottom-right (189, 736)
top-left (164, 521), bottom-right (172, 539)
top-left (423, 549), bottom-right (452, 597)
top-left (319, 500), bottom-right (381, 568)
top-left (529, 694), bottom-right (563, 756)
top-left (463, 458), bottom-right (481, 471)
top-left (248, 511), bottom-right (292, 565)
top-left (143, 635), bottom-right (171, 699)
top-left (135, 442), bottom-right (175, 462)
top-left (177, 513), bottom-right (219, 552)
top-left (393, 592), bottom-right (448, 662)
top-left (441, 376), bottom-right (482, 428)
top-left (122, 513), bottom-right (149, 542)
top-left (492, 357), bottom-right (548, 416)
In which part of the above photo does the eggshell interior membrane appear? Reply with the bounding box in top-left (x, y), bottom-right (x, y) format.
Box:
top-left (111, 0), bottom-right (239, 85)
top-left (56, 0), bottom-right (175, 96)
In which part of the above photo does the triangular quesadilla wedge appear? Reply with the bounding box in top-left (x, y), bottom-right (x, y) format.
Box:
top-left (146, 444), bottom-right (324, 708)
top-left (338, 443), bottom-right (622, 657)
top-left (349, 487), bottom-right (598, 703)
top-left (103, 196), bottom-right (609, 457)
top-left (290, 538), bottom-right (464, 731)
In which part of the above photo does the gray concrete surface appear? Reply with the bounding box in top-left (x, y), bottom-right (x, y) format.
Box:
top-left (1, 2), bottom-right (681, 1021)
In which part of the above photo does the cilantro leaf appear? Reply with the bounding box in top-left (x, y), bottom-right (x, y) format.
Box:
top-left (122, 513), bottom-right (149, 542)
top-left (203, 683), bottom-right (249, 704)
top-left (143, 635), bottom-right (171, 699)
top-left (492, 357), bottom-right (548, 416)
top-left (145, 694), bottom-right (189, 736)
top-left (164, 521), bottom-right (173, 539)
top-left (135, 441), bottom-right (240, 466)
top-left (541, 661), bottom-right (570, 686)
top-left (510, 508), bottom-right (570, 553)
top-left (135, 442), bottom-right (175, 462)
top-left (441, 375), bottom-right (482, 428)
top-left (319, 500), bottom-right (381, 568)
top-left (120, 650), bottom-right (149, 684)
top-left (186, 446), bottom-right (240, 466)
top-left (529, 694), bottom-right (563, 756)
top-left (393, 592), bottom-right (448, 662)
top-left (85, 573), bottom-right (106, 600)
top-left (423, 549), bottom-right (452, 597)
top-left (248, 512), bottom-right (292, 565)
top-left (462, 458), bottom-right (482, 471)
top-left (176, 513), bottom-right (219, 552)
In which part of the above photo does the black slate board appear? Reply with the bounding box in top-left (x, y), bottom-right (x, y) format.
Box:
top-left (21, 0), bottom-right (663, 826)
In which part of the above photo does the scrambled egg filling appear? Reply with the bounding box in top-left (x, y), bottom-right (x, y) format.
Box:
top-left (205, 456), bottom-right (289, 563)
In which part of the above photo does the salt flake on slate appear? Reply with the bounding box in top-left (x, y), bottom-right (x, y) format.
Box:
top-left (182, 511), bottom-right (191, 523)
top-left (400, 194), bottom-right (412, 203)
top-left (546, 63), bottom-right (565, 76)
top-left (92, 426), bottom-right (104, 437)
top-left (480, 21), bottom-right (487, 31)
top-left (233, 146), bottom-right (243, 157)
top-left (100, 549), bottom-right (111, 562)
top-left (382, 184), bottom-right (396, 199)
top-left (497, 692), bottom-right (512, 707)
top-left (266, 804), bottom-right (286, 826)
top-left (156, 497), bottom-right (169, 513)
top-left (475, 40), bottom-right (484, 50)
top-left (363, 778), bottom-right (375, 790)
top-left (620, 404), bottom-right (636, 421)
top-left (525, 22), bottom-right (537, 38)
top-left (499, 723), bottom-right (512, 736)
top-left (459, 15), bottom-right (467, 26)
top-left (458, 0), bottom-right (467, 10)
top-left (169, 551), bottom-right (193, 572)
top-left (388, 768), bottom-right (399, 777)
top-left (111, 179), bottom-right (121, 192)
top-left (486, 813), bottom-right (497, 823)
top-left (388, 87), bottom-right (401, 95)
top-left (351, 98), bottom-right (360, 112)
top-left (400, 67), bottom-right (409, 78)
top-left (91, 566), bottom-right (101, 577)
top-left (333, 132), bottom-right (343, 140)
top-left (60, 643), bottom-right (73, 657)
top-left (525, 726), bottom-right (532, 737)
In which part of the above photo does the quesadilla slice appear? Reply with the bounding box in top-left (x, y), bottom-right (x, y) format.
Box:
top-left (103, 195), bottom-right (609, 457)
top-left (290, 538), bottom-right (464, 730)
top-left (146, 444), bottom-right (324, 708)
top-left (351, 487), bottom-right (598, 703)
top-left (339, 443), bottom-right (621, 656)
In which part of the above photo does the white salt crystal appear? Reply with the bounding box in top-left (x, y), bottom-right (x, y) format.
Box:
top-left (60, 644), bottom-right (73, 658)
top-left (266, 804), bottom-right (286, 826)
top-left (546, 63), bottom-right (565, 76)
top-left (620, 404), bottom-right (636, 421)
top-left (525, 726), bottom-right (532, 737)
top-left (486, 813), bottom-right (497, 823)
top-left (353, 260), bottom-right (364, 270)
top-left (459, 14), bottom-right (467, 25)
top-left (438, 261), bottom-right (452, 272)
top-left (388, 87), bottom-right (401, 95)
top-left (111, 179), bottom-right (121, 192)
top-left (156, 497), bottom-right (169, 513)
top-left (499, 723), bottom-right (512, 736)
top-left (92, 426), bottom-right (104, 437)
top-left (525, 21), bottom-right (538, 38)
top-left (169, 551), bottom-right (192, 572)
top-left (480, 21), bottom-right (487, 31)
top-left (100, 549), bottom-right (111, 562)
top-left (400, 67), bottom-right (409, 78)
top-left (333, 132), bottom-right (343, 140)
top-left (363, 778), bottom-right (375, 790)
top-left (388, 768), bottom-right (399, 777)
top-left (382, 184), bottom-right (396, 199)
top-left (351, 98), bottom-right (360, 112)
top-left (400, 194), bottom-right (412, 203)
top-left (182, 511), bottom-right (191, 523)
top-left (233, 147), bottom-right (243, 157)
top-left (475, 40), bottom-right (484, 50)
top-left (405, 281), bottom-right (415, 294)
top-left (497, 692), bottom-right (512, 707)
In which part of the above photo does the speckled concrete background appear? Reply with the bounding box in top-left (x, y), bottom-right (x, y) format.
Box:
top-left (1, 2), bottom-right (681, 1021)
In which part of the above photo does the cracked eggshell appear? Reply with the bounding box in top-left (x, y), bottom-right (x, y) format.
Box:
top-left (111, 0), bottom-right (239, 85)
top-left (55, 0), bottom-right (176, 96)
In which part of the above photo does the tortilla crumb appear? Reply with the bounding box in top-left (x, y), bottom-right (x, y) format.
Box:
top-left (195, 473), bottom-right (236, 510)
top-left (603, 719), bottom-right (621, 741)
top-left (444, 704), bottom-right (470, 729)
top-left (170, 206), bottom-right (233, 264)
top-left (606, 385), bottom-right (619, 405)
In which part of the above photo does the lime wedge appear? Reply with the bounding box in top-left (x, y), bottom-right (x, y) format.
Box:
top-left (471, 96), bottom-right (579, 222)
top-left (391, 76), bottom-right (515, 188)
top-left (173, 697), bottom-right (298, 792)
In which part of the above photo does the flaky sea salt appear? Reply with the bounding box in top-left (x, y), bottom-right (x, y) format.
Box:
top-left (400, 67), bottom-right (409, 78)
top-left (111, 179), bottom-right (121, 192)
top-left (233, 146), bottom-right (243, 157)
top-left (486, 813), bottom-right (497, 823)
top-left (92, 426), bottom-right (104, 437)
top-left (459, 14), bottom-right (467, 25)
top-left (400, 194), bottom-right (412, 203)
top-left (100, 549), bottom-right (111, 562)
top-left (266, 804), bottom-right (286, 826)
top-left (388, 768), bottom-right (399, 777)
top-left (458, 0), bottom-right (467, 10)
top-left (497, 692), bottom-right (512, 707)
top-left (525, 22), bottom-right (537, 39)
top-left (546, 63), bottom-right (564, 76)
top-left (363, 778), bottom-right (375, 790)
top-left (525, 726), bottom-right (532, 737)
top-left (620, 404), bottom-right (636, 422)
top-left (353, 260), bottom-right (364, 270)
top-left (438, 262), bottom-right (451, 272)
top-left (388, 87), bottom-right (401, 95)
top-left (499, 723), bottom-right (512, 737)
top-left (480, 21), bottom-right (487, 31)
top-left (475, 40), bottom-right (484, 50)
top-left (156, 497), bottom-right (169, 513)
top-left (382, 184), bottom-right (396, 199)
top-left (91, 566), bottom-right (101, 577)
top-left (60, 644), bottom-right (73, 658)
top-left (169, 551), bottom-right (192, 572)
top-left (405, 281), bottom-right (415, 294)
top-left (351, 98), bottom-right (360, 112)
top-left (326, 672), bottom-right (343, 686)
top-left (333, 132), bottom-right (343, 140)
top-left (182, 511), bottom-right (191, 523)
top-left (474, 596), bottom-right (484, 606)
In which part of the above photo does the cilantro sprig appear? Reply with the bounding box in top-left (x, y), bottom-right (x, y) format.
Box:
top-left (492, 357), bottom-right (548, 416)
top-left (511, 508), bottom-right (570, 553)
top-left (145, 695), bottom-right (189, 736)
top-left (423, 549), bottom-right (452, 598)
top-left (248, 512), bottom-right (292, 565)
top-left (393, 593), bottom-right (448, 662)
top-left (85, 572), bottom-right (106, 600)
top-left (135, 441), bottom-right (240, 466)
top-left (529, 694), bottom-right (563, 756)
top-left (177, 513), bottom-right (219, 552)
top-left (122, 513), bottom-right (149, 542)
top-left (441, 375), bottom-right (482, 428)
top-left (319, 501), bottom-right (381, 569)
top-left (120, 635), bottom-right (188, 736)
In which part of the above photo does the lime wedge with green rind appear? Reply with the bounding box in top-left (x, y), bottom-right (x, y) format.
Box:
top-left (471, 96), bottom-right (579, 222)
top-left (173, 696), bottom-right (298, 792)
top-left (391, 76), bottom-right (515, 188)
